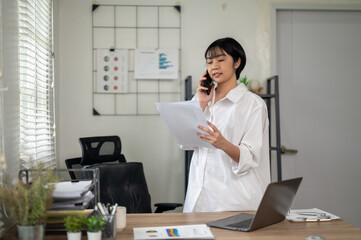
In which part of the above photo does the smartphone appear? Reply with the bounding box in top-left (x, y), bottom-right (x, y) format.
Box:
top-left (201, 71), bottom-right (213, 95)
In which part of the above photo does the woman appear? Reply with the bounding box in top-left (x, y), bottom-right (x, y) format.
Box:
top-left (183, 37), bottom-right (270, 212)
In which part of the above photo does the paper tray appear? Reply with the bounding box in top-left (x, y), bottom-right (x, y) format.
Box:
top-left (45, 209), bottom-right (93, 231)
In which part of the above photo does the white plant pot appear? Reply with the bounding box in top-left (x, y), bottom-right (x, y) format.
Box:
top-left (17, 225), bottom-right (45, 240)
top-left (66, 231), bottom-right (81, 240)
top-left (87, 231), bottom-right (102, 240)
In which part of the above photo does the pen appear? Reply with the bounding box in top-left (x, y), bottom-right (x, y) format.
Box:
top-left (97, 202), bottom-right (108, 221)
top-left (296, 217), bottom-right (332, 222)
top-left (297, 212), bottom-right (330, 218)
top-left (298, 211), bottom-right (327, 216)
top-left (109, 203), bottom-right (118, 223)
top-left (102, 203), bottom-right (108, 214)
top-left (107, 203), bottom-right (111, 214)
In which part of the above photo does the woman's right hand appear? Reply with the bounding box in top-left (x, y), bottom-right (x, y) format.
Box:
top-left (197, 72), bottom-right (214, 111)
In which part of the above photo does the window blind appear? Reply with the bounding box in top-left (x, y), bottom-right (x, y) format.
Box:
top-left (18, 0), bottom-right (55, 169)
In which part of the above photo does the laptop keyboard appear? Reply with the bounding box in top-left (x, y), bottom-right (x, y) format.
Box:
top-left (226, 218), bottom-right (253, 229)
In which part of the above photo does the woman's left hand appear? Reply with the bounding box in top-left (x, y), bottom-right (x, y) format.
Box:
top-left (197, 121), bottom-right (227, 149)
top-left (197, 121), bottom-right (241, 162)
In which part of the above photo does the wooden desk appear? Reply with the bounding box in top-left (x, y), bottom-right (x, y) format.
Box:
top-left (2, 212), bottom-right (361, 240)
top-left (116, 212), bottom-right (361, 240)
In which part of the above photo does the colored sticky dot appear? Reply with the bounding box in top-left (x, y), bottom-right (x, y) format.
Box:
top-left (103, 75), bottom-right (109, 81)
top-left (113, 86), bottom-right (118, 90)
top-left (104, 85), bottom-right (109, 91)
top-left (114, 76), bottom-right (118, 81)
top-left (114, 66), bottom-right (118, 71)
top-left (104, 56), bottom-right (109, 62)
top-left (114, 56), bottom-right (118, 61)
top-left (104, 66), bottom-right (109, 71)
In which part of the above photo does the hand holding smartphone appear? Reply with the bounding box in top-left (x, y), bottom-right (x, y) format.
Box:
top-left (201, 71), bottom-right (213, 95)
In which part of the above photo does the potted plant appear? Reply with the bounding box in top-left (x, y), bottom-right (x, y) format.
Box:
top-left (64, 216), bottom-right (84, 240)
top-left (0, 162), bottom-right (57, 240)
top-left (239, 75), bottom-right (249, 87)
top-left (84, 215), bottom-right (106, 240)
top-left (239, 76), bottom-right (264, 94)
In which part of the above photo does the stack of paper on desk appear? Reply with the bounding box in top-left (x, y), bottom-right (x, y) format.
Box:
top-left (52, 180), bottom-right (92, 199)
top-left (133, 224), bottom-right (214, 240)
top-left (286, 208), bottom-right (341, 222)
top-left (51, 191), bottom-right (94, 210)
top-left (51, 181), bottom-right (94, 210)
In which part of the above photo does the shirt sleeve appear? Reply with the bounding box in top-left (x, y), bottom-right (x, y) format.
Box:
top-left (231, 103), bottom-right (269, 175)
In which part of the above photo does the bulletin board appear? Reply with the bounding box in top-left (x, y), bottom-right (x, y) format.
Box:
top-left (92, 4), bottom-right (182, 116)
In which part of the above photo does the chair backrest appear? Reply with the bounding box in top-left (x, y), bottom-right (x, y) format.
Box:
top-left (85, 162), bottom-right (152, 213)
top-left (64, 157), bottom-right (82, 179)
top-left (79, 136), bottom-right (126, 166)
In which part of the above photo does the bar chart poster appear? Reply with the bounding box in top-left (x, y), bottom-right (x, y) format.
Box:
top-left (97, 49), bottom-right (128, 93)
top-left (134, 49), bottom-right (178, 79)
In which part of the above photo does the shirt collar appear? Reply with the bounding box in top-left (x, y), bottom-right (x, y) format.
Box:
top-left (207, 83), bottom-right (248, 107)
top-left (222, 83), bottom-right (248, 103)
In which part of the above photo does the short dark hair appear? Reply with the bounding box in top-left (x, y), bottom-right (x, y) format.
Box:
top-left (204, 37), bottom-right (246, 80)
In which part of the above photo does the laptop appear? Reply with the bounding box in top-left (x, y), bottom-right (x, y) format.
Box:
top-left (206, 177), bottom-right (302, 232)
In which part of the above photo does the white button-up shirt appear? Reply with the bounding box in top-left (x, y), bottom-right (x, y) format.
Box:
top-left (183, 84), bottom-right (270, 212)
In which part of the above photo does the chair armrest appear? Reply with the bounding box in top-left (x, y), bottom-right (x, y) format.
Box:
top-left (154, 203), bottom-right (183, 213)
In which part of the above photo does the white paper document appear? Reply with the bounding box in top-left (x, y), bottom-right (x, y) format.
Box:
top-left (52, 180), bottom-right (92, 199)
top-left (155, 101), bottom-right (215, 149)
top-left (51, 191), bottom-right (94, 210)
top-left (286, 208), bottom-right (341, 222)
top-left (133, 224), bottom-right (214, 240)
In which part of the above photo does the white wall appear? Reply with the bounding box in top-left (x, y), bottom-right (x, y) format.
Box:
top-left (0, 0), bottom-right (19, 235)
top-left (55, 0), bottom-right (361, 212)
top-left (1, 0), bottom-right (20, 181)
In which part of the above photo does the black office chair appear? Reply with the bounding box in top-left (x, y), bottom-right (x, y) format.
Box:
top-left (85, 162), bottom-right (181, 213)
top-left (65, 135), bottom-right (126, 179)
top-left (65, 135), bottom-right (182, 213)
top-left (79, 136), bottom-right (126, 165)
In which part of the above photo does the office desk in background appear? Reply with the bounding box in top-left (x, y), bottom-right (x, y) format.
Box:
top-left (2, 212), bottom-right (361, 240)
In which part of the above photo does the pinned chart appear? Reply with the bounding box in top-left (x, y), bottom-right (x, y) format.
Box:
top-left (135, 49), bottom-right (178, 79)
top-left (159, 53), bottom-right (174, 69)
top-left (97, 49), bottom-right (128, 93)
